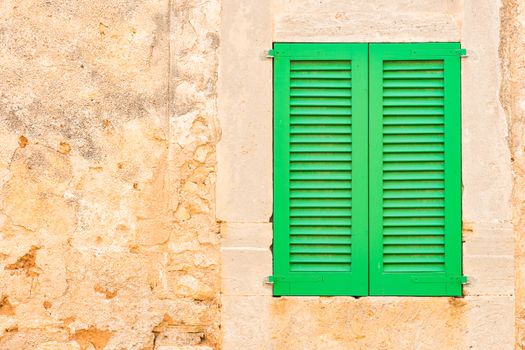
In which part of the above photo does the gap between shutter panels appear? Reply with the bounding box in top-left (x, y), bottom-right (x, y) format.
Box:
top-left (381, 59), bottom-right (446, 273)
top-left (289, 59), bottom-right (353, 273)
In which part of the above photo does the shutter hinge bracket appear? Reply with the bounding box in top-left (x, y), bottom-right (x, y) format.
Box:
top-left (266, 49), bottom-right (275, 58)
top-left (458, 48), bottom-right (468, 57)
top-left (264, 275), bottom-right (275, 285)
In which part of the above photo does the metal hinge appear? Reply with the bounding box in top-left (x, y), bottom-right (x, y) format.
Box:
top-left (458, 48), bottom-right (468, 57)
top-left (264, 276), bottom-right (274, 285)
top-left (266, 49), bottom-right (275, 58)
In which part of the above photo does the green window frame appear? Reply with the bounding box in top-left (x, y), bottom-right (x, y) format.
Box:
top-left (272, 42), bottom-right (464, 297)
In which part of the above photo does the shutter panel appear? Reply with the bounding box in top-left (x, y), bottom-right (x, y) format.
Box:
top-left (273, 43), bottom-right (369, 296)
top-left (369, 43), bottom-right (462, 296)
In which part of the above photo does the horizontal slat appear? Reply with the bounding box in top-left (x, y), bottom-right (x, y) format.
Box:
top-left (383, 254), bottom-right (444, 263)
top-left (383, 263), bottom-right (444, 272)
top-left (290, 245), bottom-right (351, 254)
top-left (291, 143), bottom-right (352, 152)
top-left (383, 245), bottom-right (445, 254)
top-left (291, 106), bottom-right (352, 115)
top-left (383, 97), bottom-right (444, 106)
top-left (291, 88), bottom-right (352, 97)
top-left (383, 79), bottom-right (444, 88)
top-left (291, 135), bottom-right (351, 143)
top-left (290, 254), bottom-right (351, 263)
top-left (291, 226), bottom-right (352, 235)
top-left (291, 79), bottom-right (352, 88)
top-left (383, 208), bottom-right (444, 217)
top-left (290, 180), bottom-right (351, 189)
top-left (290, 161), bottom-right (352, 171)
top-left (291, 152), bottom-right (351, 161)
top-left (383, 106), bottom-right (444, 116)
top-left (383, 180), bottom-right (444, 190)
top-left (291, 116), bottom-right (352, 125)
top-left (290, 189), bottom-right (352, 198)
top-left (291, 217), bottom-right (352, 226)
top-left (383, 189), bottom-right (444, 199)
top-left (383, 153), bottom-right (444, 162)
top-left (383, 71), bottom-right (444, 79)
top-left (383, 227), bottom-right (444, 235)
top-left (290, 263), bottom-right (351, 272)
top-left (383, 162), bottom-right (444, 171)
top-left (291, 198), bottom-right (352, 208)
top-left (291, 60), bottom-right (352, 70)
top-left (383, 170), bottom-right (444, 180)
top-left (383, 198), bottom-right (444, 208)
top-left (291, 70), bottom-right (352, 79)
top-left (383, 134), bottom-right (444, 144)
top-left (383, 235), bottom-right (444, 245)
top-left (383, 88), bottom-right (444, 97)
top-left (290, 171), bottom-right (352, 180)
top-left (383, 217), bottom-right (445, 226)
top-left (290, 235), bottom-right (352, 245)
top-left (383, 116), bottom-right (444, 125)
top-left (291, 125), bottom-right (352, 134)
top-left (383, 125), bottom-right (444, 134)
top-left (383, 60), bottom-right (444, 71)
top-left (290, 207), bottom-right (351, 217)
top-left (383, 143), bottom-right (444, 153)
top-left (291, 97), bottom-right (352, 107)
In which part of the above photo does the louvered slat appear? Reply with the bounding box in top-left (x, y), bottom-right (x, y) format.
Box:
top-left (369, 43), bottom-right (462, 297)
top-left (289, 59), bottom-right (353, 274)
top-left (380, 59), bottom-right (446, 273)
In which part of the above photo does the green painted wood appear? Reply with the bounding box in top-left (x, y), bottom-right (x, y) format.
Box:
top-left (369, 43), bottom-right (462, 296)
top-left (273, 43), bottom-right (369, 296)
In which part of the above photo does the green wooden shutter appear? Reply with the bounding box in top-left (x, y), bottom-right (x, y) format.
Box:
top-left (273, 43), bottom-right (369, 296)
top-left (369, 43), bottom-right (462, 296)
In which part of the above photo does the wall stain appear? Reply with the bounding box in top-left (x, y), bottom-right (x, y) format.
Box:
top-left (0, 296), bottom-right (15, 316)
top-left (70, 326), bottom-right (113, 350)
top-left (5, 246), bottom-right (40, 278)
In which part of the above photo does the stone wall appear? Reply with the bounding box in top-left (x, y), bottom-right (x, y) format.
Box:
top-left (500, 1), bottom-right (525, 348)
top-left (0, 0), bottom-right (521, 349)
top-left (0, 0), bottom-right (221, 349)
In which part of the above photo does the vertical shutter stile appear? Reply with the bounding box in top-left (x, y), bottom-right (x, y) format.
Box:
top-left (273, 44), bottom-right (369, 296)
top-left (369, 43), bottom-right (462, 296)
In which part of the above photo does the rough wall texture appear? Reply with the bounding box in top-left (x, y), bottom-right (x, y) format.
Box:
top-left (0, 0), bottom-right (221, 349)
top-left (0, 0), bottom-right (520, 349)
top-left (500, 1), bottom-right (525, 348)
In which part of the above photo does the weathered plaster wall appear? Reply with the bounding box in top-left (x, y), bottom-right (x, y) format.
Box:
top-left (218, 0), bottom-right (515, 349)
top-left (0, 0), bottom-right (518, 348)
top-left (0, 0), bottom-right (221, 349)
top-left (500, 1), bottom-right (525, 348)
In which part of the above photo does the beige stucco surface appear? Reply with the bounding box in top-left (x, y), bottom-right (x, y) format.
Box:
top-left (218, 0), bottom-right (516, 349)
